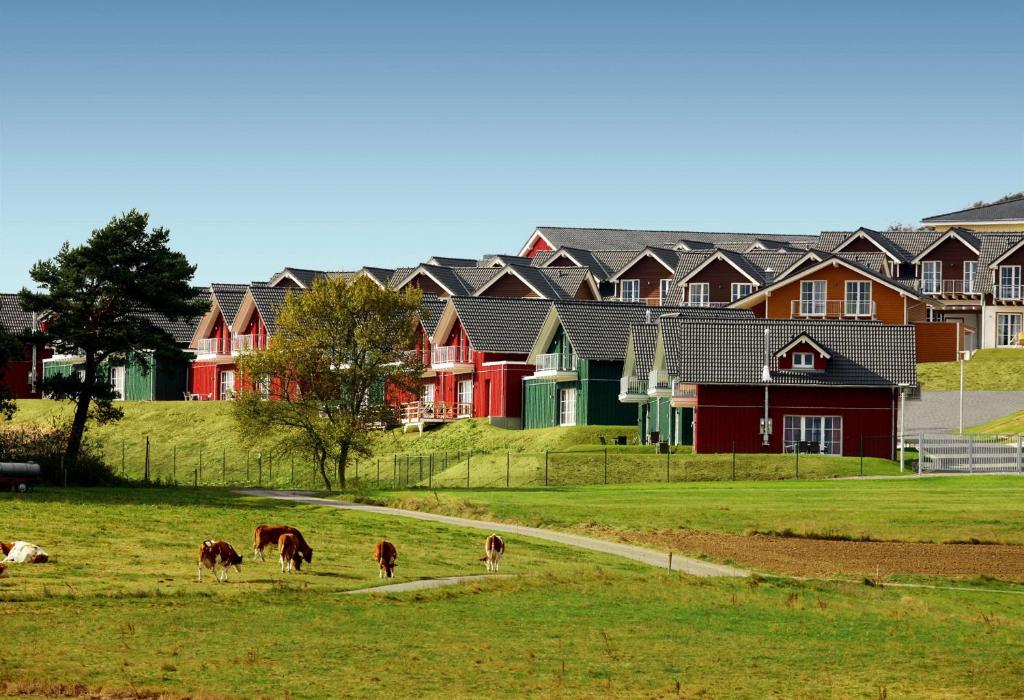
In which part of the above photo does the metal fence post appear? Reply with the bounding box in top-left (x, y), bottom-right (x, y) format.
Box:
top-left (506, 452), bottom-right (510, 488)
top-left (968, 435), bottom-right (974, 474)
top-left (193, 468), bottom-right (198, 489)
top-left (917, 434), bottom-right (923, 475)
top-left (144, 436), bottom-right (151, 482)
top-left (859, 435), bottom-right (864, 477)
top-left (545, 450), bottom-right (549, 486)
top-left (795, 441), bottom-right (800, 479)
top-left (291, 457), bottom-right (295, 486)
top-left (246, 452), bottom-right (250, 482)
top-left (467, 450), bottom-right (471, 488)
top-left (1018, 434), bottom-right (1022, 474)
top-left (604, 447), bottom-right (608, 484)
top-left (377, 459), bottom-right (380, 487)
top-left (731, 440), bottom-right (736, 481)
top-left (429, 458), bottom-right (433, 489)
top-left (258, 453), bottom-right (263, 485)
top-left (666, 446), bottom-right (670, 483)
top-left (173, 446), bottom-right (177, 482)
top-left (199, 446), bottom-right (204, 482)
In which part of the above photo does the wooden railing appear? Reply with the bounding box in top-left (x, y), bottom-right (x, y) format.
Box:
top-left (400, 400), bottom-right (472, 423)
top-left (789, 299), bottom-right (876, 319)
top-left (921, 279), bottom-right (978, 296)
top-left (231, 334), bottom-right (262, 353)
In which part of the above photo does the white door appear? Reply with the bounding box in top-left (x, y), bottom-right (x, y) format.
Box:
top-left (997, 314), bottom-right (1022, 347)
top-left (457, 380), bottom-right (473, 417)
top-left (219, 369), bottom-right (235, 400)
top-left (109, 366), bottom-right (125, 400)
top-left (559, 387), bottom-right (577, 426)
top-left (800, 281), bottom-right (826, 315)
top-left (620, 279), bottom-right (640, 302)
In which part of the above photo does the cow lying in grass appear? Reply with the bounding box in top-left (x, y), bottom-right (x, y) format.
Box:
top-left (197, 540), bottom-right (243, 583)
top-left (373, 540), bottom-right (397, 578)
top-left (253, 525), bottom-right (313, 566)
top-left (2, 541), bottom-right (49, 564)
top-left (481, 534), bottom-right (505, 572)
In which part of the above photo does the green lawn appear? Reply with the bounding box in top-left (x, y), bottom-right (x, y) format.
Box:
top-left (970, 409), bottom-right (1024, 435)
top-left (918, 348), bottom-right (1024, 390)
top-left (374, 476), bottom-right (1024, 545)
top-left (2, 487), bottom-right (1024, 698)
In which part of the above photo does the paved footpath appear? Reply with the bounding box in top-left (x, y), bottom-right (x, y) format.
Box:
top-left (237, 489), bottom-right (747, 578)
top-left (345, 574), bottom-right (514, 595)
top-left (906, 391), bottom-right (1024, 434)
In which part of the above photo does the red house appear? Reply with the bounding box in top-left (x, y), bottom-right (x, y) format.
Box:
top-left (187, 284), bottom-right (249, 400)
top-left (0, 293), bottom-right (50, 399)
top-left (636, 317), bottom-right (915, 458)
top-left (401, 296), bottom-right (551, 430)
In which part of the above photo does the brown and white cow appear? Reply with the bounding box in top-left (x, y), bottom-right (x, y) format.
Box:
top-left (197, 540), bottom-right (243, 583)
top-left (481, 534), bottom-right (505, 572)
top-left (373, 540), bottom-right (397, 578)
top-left (253, 525), bottom-right (313, 566)
top-left (278, 533), bottom-right (306, 573)
top-left (2, 541), bottom-right (49, 564)
top-left (0, 562), bottom-right (7, 578)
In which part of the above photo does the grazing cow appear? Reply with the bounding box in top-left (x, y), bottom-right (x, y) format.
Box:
top-left (480, 534), bottom-right (505, 572)
top-left (253, 525), bottom-right (313, 566)
top-left (2, 541), bottom-right (49, 564)
top-left (373, 540), bottom-right (397, 578)
top-left (197, 540), bottom-right (243, 583)
top-left (278, 533), bottom-right (305, 573)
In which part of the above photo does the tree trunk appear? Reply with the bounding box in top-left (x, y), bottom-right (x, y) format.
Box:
top-left (317, 449), bottom-right (332, 491)
top-left (64, 355), bottom-right (96, 470)
top-left (338, 441), bottom-right (350, 490)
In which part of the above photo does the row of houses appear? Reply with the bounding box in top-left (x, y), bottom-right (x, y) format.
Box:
top-left (2, 196), bottom-right (1023, 457)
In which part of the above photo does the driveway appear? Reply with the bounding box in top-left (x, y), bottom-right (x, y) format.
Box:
top-left (236, 489), bottom-right (747, 578)
top-left (905, 391), bottom-right (1024, 434)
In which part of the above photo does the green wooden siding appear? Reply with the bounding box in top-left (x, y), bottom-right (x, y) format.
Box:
top-left (523, 378), bottom-right (559, 429)
top-left (638, 398), bottom-right (692, 445)
top-left (578, 359), bottom-right (637, 426)
top-left (42, 352), bottom-right (189, 401)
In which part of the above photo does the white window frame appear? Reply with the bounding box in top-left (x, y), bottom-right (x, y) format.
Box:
top-left (559, 387), bottom-right (577, 426)
top-left (620, 279), bottom-right (640, 302)
top-left (659, 278), bottom-right (671, 305)
top-left (963, 261), bottom-right (977, 294)
top-left (457, 379), bottom-right (473, 417)
top-left (999, 265), bottom-right (1022, 300)
top-left (844, 280), bottom-right (872, 317)
top-left (688, 283), bottom-right (710, 306)
top-left (109, 365), bottom-right (125, 400)
top-left (997, 313), bottom-right (1022, 348)
top-left (219, 369), bottom-right (235, 400)
top-left (926, 307), bottom-right (943, 323)
top-left (730, 282), bottom-right (753, 302)
top-left (921, 260), bottom-right (941, 294)
top-left (799, 280), bottom-right (826, 316)
top-left (792, 352), bottom-right (814, 370)
top-left (421, 383), bottom-right (435, 405)
top-left (258, 375), bottom-right (271, 401)
top-left (783, 415), bottom-right (843, 455)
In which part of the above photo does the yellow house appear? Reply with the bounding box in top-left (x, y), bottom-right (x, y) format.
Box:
top-left (923, 196), bottom-right (1024, 232)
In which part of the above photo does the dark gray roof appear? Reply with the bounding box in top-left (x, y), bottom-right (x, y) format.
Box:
top-left (418, 294), bottom-right (447, 335)
top-left (449, 296), bottom-right (552, 354)
top-left (819, 228), bottom-right (956, 263)
top-left (551, 300), bottom-right (753, 361)
top-left (269, 267), bottom-right (328, 289)
top-left (138, 288), bottom-right (211, 345)
top-left (360, 267), bottom-right (397, 287)
top-left (977, 234), bottom-right (1024, 295)
top-left (452, 267), bottom-right (503, 292)
top-left (428, 256), bottom-right (478, 267)
top-left (0, 293), bottom-right (35, 335)
top-left (389, 267), bottom-right (415, 287)
top-left (660, 318), bottom-right (916, 387)
top-left (627, 323), bottom-right (659, 376)
top-left (479, 254), bottom-right (532, 268)
top-left (533, 226), bottom-right (817, 252)
top-left (210, 284), bottom-right (249, 327)
top-left (248, 284), bottom-right (297, 335)
top-left (923, 197), bottom-right (1024, 224)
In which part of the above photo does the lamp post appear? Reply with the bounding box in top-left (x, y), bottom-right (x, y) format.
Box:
top-left (958, 350), bottom-right (969, 435)
top-left (898, 383), bottom-right (910, 473)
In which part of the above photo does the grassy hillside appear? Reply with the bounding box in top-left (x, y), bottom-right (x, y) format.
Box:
top-left (3, 487), bottom-right (1024, 698)
top-left (918, 349), bottom-right (1024, 390)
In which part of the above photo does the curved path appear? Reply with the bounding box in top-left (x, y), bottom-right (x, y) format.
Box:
top-left (236, 489), bottom-right (747, 578)
top-left (345, 574), bottom-right (514, 595)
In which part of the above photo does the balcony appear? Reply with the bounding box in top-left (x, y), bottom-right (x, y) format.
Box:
top-left (400, 400), bottom-right (473, 427)
top-left (612, 297), bottom-right (667, 306)
top-left (671, 381), bottom-right (698, 408)
top-left (534, 352), bottom-right (578, 381)
top-left (789, 299), bottom-right (876, 320)
top-left (197, 337), bottom-right (222, 355)
top-left (680, 300), bottom-right (731, 308)
top-left (994, 285), bottom-right (1024, 303)
top-left (617, 375), bottom-right (649, 403)
top-left (921, 279), bottom-right (979, 298)
top-left (647, 369), bottom-right (671, 397)
top-left (431, 345), bottom-right (474, 372)
top-left (231, 334), bottom-right (262, 354)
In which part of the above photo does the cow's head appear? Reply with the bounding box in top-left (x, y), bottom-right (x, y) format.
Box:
top-left (229, 552), bottom-right (243, 570)
top-left (300, 544), bottom-right (314, 565)
top-left (381, 557), bottom-right (396, 578)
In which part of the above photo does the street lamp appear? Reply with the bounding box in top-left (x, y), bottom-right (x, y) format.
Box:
top-left (958, 350), bottom-right (970, 435)
top-left (898, 383), bottom-right (910, 473)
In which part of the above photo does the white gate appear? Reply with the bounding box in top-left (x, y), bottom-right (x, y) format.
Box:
top-left (917, 433), bottom-right (1024, 473)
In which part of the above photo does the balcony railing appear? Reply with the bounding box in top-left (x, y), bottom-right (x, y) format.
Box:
top-left (431, 345), bottom-right (474, 367)
top-left (618, 375), bottom-right (648, 397)
top-left (790, 299), bottom-right (876, 319)
top-left (613, 297), bottom-right (668, 306)
top-left (535, 353), bottom-right (577, 373)
top-left (197, 338), bottom-right (221, 355)
top-left (400, 400), bottom-right (473, 423)
top-left (648, 369), bottom-right (670, 395)
top-left (994, 285), bottom-right (1024, 302)
top-left (672, 381), bottom-right (697, 403)
top-left (231, 334), bottom-right (261, 353)
top-left (680, 300), bottom-right (731, 308)
top-left (921, 279), bottom-right (978, 296)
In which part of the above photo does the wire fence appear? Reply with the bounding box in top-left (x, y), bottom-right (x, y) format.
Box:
top-left (90, 434), bottom-right (905, 489)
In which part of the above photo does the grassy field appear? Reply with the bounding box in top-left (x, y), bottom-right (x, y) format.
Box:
top-left (918, 348), bottom-right (1024, 390)
top-left (3, 487), bottom-right (1024, 698)
top-left (375, 476), bottom-right (1024, 545)
top-left (970, 409), bottom-right (1024, 435)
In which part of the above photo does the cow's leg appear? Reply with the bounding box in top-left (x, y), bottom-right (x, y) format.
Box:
top-left (197, 564), bottom-right (203, 582)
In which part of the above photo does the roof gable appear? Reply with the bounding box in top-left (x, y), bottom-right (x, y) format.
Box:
top-left (923, 196), bottom-right (1024, 224)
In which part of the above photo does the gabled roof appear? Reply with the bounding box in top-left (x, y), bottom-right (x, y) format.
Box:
top-left (137, 288), bottom-right (211, 345)
top-left (607, 247), bottom-right (680, 282)
top-left (829, 228), bottom-right (905, 262)
top-left (472, 264), bottom-right (597, 299)
top-left (479, 254), bottom-right (532, 268)
top-left (427, 256), bottom-right (478, 267)
top-left (977, 234), bottom-right (1024, 294)
top-left (393, 264), bottom-right (476, 296)
top-left (358, 267), bottom-right (397, 287)
top-left (418, 293), bottom-right (447, 336)
top-left (435, 296), bottom-right (552, 354)
top-left (820, 228), bottom-right (954, 263)
top-left (532, 300), bottom-right (753, 363)
top-left (625, 323), bottom-right (659, 377)
top-left (536, 247), bottom-right (637, 281)
top-left (658, 318), bottom-right (916, 387)
top-left (923, 196), bottom-right (1024, 224)
top-left (521, 226), bottom-right (816, 256)
top-left (268, 267), bottom-right (328, 289)
top-left (210, 283), bottom-right (250, 326)
top-left (0, 293), bottom-right (36, 335)
top-left (775, 333), bottom-right (832, 360)
top-left (674, 249), bottom-right (765, 287)
top-left (909, 228), bottom-right (981, 263)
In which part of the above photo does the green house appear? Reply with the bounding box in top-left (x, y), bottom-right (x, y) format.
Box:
top-left (43, 352), bottom-right (192, 401)
top-left (523, 301), bottom-right (670, 429)
top-left (619, 322), bottom-right (692, 445)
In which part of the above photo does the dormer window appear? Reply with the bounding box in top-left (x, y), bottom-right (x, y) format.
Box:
top-left (792, 352), bottom-right (814, 370)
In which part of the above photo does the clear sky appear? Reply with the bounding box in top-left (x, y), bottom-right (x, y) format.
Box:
top-left (1, 2), bottom-right (1022, 289)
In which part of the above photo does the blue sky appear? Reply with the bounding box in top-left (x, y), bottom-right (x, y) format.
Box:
top-left (1, 2), bottom-right (1022, 289)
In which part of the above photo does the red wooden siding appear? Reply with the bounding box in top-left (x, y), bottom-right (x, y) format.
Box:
top-left (617, 256), bottom-right (673, 303)
top-left (913, 322), bottom-right (962, 363)
top-left (1, 343), bottom-right (51, 398)
top-left (685, 259), bottom-right (755, 304)
top-left (692, 385), bottom-right (896, 458)
top-left (776, 341), bottom-right (827, 370)
top-left (525, 237), bottom-right (553, 258)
